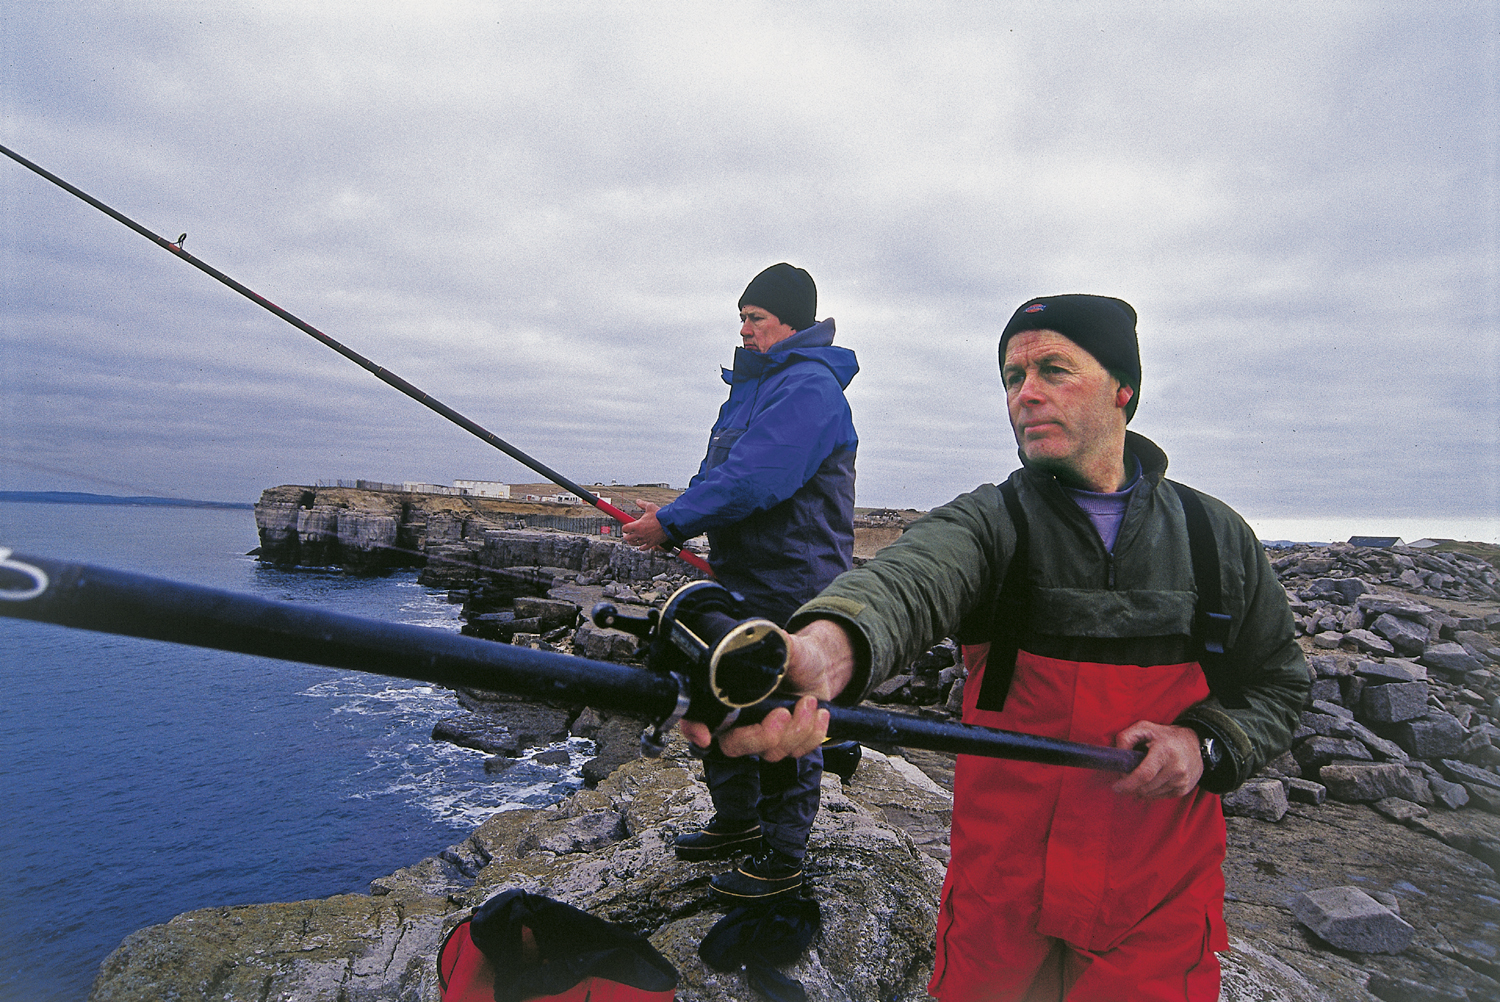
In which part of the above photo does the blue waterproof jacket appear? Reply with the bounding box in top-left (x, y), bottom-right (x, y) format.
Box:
top-left (657, 320), bottom-right (859, 625)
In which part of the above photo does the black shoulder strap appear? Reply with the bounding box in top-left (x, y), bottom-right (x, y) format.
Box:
top-left (1168, 480), bottom-right (1233, 657)
top-left (972, 480), bottom-right (1030, 712)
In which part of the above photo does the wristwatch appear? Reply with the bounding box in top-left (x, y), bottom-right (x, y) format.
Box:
top-left (1199, 733), bottom-right (1224, 774)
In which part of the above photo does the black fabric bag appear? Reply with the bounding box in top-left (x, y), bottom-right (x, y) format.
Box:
top-left (698, 898), bottom-right (821, 1002)
top-left (464, 889), bottom-right (677, 1002)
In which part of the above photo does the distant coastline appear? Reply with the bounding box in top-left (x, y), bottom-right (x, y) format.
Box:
top-left (0, 491), bottom-right (253, 510)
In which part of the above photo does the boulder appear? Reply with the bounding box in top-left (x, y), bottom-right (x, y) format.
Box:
top-left (1419, 643), bottom-right (1486, 677)
top-left (1288, 887), bottom-right (1414, 954)
top-left (1388, 713), bottom-right (1466, 760)
top-left (1318, 762), bottom-right (1424, 803)
top-left (1294, 737), bottom-right (1371, 773)
top-left (1371, 614), bottom-right (1429, 656)
top-left (1221, 779), bottom-right (1289, 821)
top-left (1359, 682), bottom-right (1430, 724)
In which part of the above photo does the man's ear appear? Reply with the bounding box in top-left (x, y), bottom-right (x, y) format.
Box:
top-left (1116, 383), bottom-right (1135, 410)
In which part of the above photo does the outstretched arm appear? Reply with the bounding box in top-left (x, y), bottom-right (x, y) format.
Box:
top-left (679, 618), bottom-right (855, 760)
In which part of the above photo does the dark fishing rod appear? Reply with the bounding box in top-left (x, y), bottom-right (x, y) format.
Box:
top-left (0, 142), bottom-right (712, 576)
top-left (0, 550), bottom-right (1144, 774)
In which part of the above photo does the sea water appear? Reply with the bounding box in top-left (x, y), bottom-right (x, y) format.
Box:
top-left (0, 502), bottom-right (590, 1002)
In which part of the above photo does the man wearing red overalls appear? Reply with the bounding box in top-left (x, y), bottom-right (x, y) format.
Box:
top-left (682, 295), bottom-right (1310, 1000)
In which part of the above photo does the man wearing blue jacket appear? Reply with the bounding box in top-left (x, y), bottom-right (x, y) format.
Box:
top-left (623, 262), bottom-right (859, 900)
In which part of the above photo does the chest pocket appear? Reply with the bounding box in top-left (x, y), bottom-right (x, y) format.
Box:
top-left (705, 427), bottom-right (745, 471)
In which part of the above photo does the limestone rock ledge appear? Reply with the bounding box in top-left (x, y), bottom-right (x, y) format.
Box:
top-left (89, 741), bottom-right (949, 1002)
top-left (87, 738), bottom-right (1467, 1002)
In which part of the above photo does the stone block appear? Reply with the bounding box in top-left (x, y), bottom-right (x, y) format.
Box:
top-left (1420, 643), bottom-right (1485, 676)
top-left (1360, 682), bottom-right (1430, 724)
top-left (1288, 886), bottom-right (1414, 953)
top-left (571, 621), bottom-right (639, 662)
top-left (1356, 659), bottom-right (1427, 683)
top-left (1465, 784), bottom-right (1500, 814)
top-left (1301, 711), bottom-right (1355, 738)
top-left (1307, 678), bottom-right (1343, 704)
top-left (1260, 750), bottom-right (1300, 779)
top-left (1429, 776), bottom-right (1470, 810)
top-left (1221, 778), bottom-right (1289, 821)
top-left (1348, 629), bottom-right (1396, 655)
top-left (512, 596), bottom-right (582, 630)
top-left (1311, 698), bottom-right (1354, 719)
top-left (1372, 797), bottom-right (1428, 822)
top-left (1319, 762), bottom-right (1423, 803)
top-left (1295, 737), bottom-right (1371, 772)
top-left (1312, 631), bottom-right (1343, 649)
top-left (1358, 594), bottom-right (1433, 617)
top-left (1372, 614), bottom-right (1430, 656)
top-left (1350, 721), bottom-right (1410, 763)
top-left (1439, 758), bottom-right (1500, 791)
top-left (1307, 577), bottom-right (1372, 603)
top-left (1286, 778), bottom-right (1326, 805)
top-left (1390, 713), bottom-right (1465, 759)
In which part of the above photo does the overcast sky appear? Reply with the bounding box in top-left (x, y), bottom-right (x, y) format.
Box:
top-left (2, 3), bottom-right (1496, 540)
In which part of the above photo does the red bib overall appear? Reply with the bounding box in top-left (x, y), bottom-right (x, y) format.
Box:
top-left (929, 645), bottom-right (1228, 1002)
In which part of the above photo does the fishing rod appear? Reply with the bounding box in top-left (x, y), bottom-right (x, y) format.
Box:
top-left (0, 549), bottom-right (1144, 774)
top-left (0, 142), bottom-right (711, 576)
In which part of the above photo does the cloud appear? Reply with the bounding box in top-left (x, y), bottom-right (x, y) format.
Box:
top-left (1, 2), bottom-right (1494, 536)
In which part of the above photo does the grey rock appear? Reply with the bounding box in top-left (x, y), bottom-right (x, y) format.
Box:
top-left (538, 809), bottom-right (628, 853)
top-left (1286, 778), bottom-right (1327, 805)
top-left (1319, 762), bottom-right (1424, 803)
top-left (1439, 758), bottom-right (1500, 792)
top-left (1428, 775), bottom-right (1471, 810)
top-left (1307, 678), bottom-right (1343, 704)
top-left (1360, 682), bottom-right (1430, 724)
top-left (1371, 797), bottom-right (1428, 822)
top-left (1420, 643), bottom-right (1486, 676)
top-left (1348, 629), bottom-right (1397, 655)
top-left (1294, 737), bottom-right (1372, 772)
top-left (572, 620), bottom-right (640, 662)
top-left (1222, 778), bottom-right (1289, 821)
top-left (1299, 710), bottom-right (1355, 738)
top-left (512, 596), bottom-right (581, 630)
top-left (1356, 659), bottom-right (1428, 683)
top-left (1310, 698), bottom-right (1354, 719)
top-left (1307, 577), bottom-right (1372, 603)
top-left (1358, 594), bottom-right (1434, 618)
top-left (1288, 886), bottom-right (1415, 954)
top-left (1349, 721), bottom-right (1411, 763)
top-left (1389, 712), bottom-right (1466, 759)
top-left (1312, 631), bottom-right (1343, 649)
top-left (1372, 614), bottom-right (1430, 656)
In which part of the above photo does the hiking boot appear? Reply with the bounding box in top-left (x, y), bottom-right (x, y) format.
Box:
top-left (709, 844), bottom-right (805, 901)
top-left (674, 816), bottom-right (762, 862)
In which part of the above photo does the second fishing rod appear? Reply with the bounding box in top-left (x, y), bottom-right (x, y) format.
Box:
top-left (0, 142), bottom-right (712, 576)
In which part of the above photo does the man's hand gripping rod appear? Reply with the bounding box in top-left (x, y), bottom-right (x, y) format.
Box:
top-left (594, 581), bottom-right (1145, 773)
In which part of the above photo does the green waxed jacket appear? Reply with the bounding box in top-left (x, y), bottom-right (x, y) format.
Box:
top-left (788, 432), bottom-right (1310, 792)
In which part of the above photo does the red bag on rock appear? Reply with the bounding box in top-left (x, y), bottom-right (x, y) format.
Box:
top-left (437, 889), bottom-right (677, 1002)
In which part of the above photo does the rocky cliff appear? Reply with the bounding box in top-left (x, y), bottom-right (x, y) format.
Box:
top-left (139, 499), bottom-right (1500, 1001)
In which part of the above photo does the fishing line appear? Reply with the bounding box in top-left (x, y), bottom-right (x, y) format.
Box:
top-left (0, 143), bottom-right (712, 575)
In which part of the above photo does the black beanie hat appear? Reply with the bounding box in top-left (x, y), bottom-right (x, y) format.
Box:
top-left (739, 263), bottom-right (817, 332)
top-left (999, 294), bottom-right (1141, 422)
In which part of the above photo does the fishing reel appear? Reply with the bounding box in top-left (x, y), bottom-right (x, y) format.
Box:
top-left (591, 581), bottom-right (789, 756)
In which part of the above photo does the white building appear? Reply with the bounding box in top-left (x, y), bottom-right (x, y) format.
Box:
top-left (453, 480), bottom-right (512, 499)
top-left (403, 482), bottom-right (461, 496)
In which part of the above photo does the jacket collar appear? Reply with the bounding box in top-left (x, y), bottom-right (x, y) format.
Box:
top-left (722, 318), bottom-right (853, 385)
